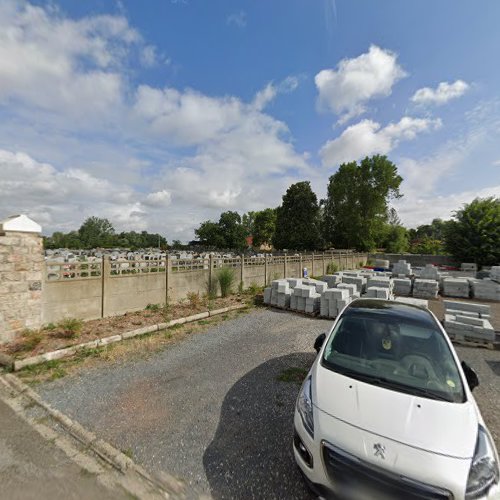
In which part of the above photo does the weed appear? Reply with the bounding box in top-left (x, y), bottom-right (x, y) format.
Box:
top-left (170, 324), bottom-right (183, 330)
top-left (145, 303), bottom-right (160, 312)
top-left (187, 291), bottom-right (202, 309)
top-left (247, 282), bottom-right (263, 296)
top-left (122, 448), bottom-right (134, 459)
top-left (55, 318), bottom-right (83, 339)
top-left (326, 261), bottom-right (338, 274)
top-left (198, 319), bottom-right (211, 325)
top-left (164, 331), bottom-right (172, 339)
top-left (49, 366), bottom-right (67, 380)
top-left (205, 275), bottom-right (218, 300)
top-left (217, 267), bottom-right (235, 298)
top-left (161, 303), bottom-right (171, 321)
top-left (8, 329), bottom-right (43, 354)
top-left (277, 367), bottom-right (308, 384)
top-left (44, 323), bottom-right (57, 331)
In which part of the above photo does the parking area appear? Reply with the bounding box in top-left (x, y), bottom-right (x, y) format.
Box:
top-left (34, 307), bottom-right (500, 499)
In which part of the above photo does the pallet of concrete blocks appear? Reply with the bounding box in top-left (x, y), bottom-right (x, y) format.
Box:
top-left (290, 284), bottom-right (317, 312)
top-left (491, 266), bottom-right (500, 283)
top-left (367, 276), bottom-right (394, 292)
top-left (442, 277), bottom-right (470, 298)
top-left (412, 279), bottom-right (439, 299)
top-left (341, 275), bottom-right (367, 293)
top-left (263, 279), bottom-right (290, 307)
top-left (337, 283), bottom-right (360, 300)
top-left (461, 263), bottom-right (478, 273)
top-left (302, 278), bottom-right (328, 294)
top-left (323, 274), bottom-right (342, 288)
top-left (472, 279), bottom-right (500, 301)
top-left (392, 260), bottom-right (412, 277)
top-left (374, 259), bottom-right (390, 270)
top-left (321, 288), bottom-right (352, 318)
top-left (443, 301), bottom-right (495, 343)
top-left (393, 278), bottom-right (412, 297)
top-left (365, 287), bottom-right (392, 300)
top-left (418, 264), bottom-right (441, 281)
top-left (394, 297), bottom-right (429, 309)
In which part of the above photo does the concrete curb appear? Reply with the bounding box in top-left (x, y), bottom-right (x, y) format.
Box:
top-left (0, 372), bottom-right (186, 498)
top-left (12, 303), bottom-right (248, 371)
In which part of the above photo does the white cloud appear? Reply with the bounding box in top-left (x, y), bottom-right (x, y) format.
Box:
top-left (492, 159), bottom-right (500, 166)
top-left (144, 190), bottom-right (172, 207)
top-left (315, 45), bottom-right (407, 122)
top-left (227, 11), bottom-right (247, 28)
top-left (411, 80), bottom-right (469, 106)
top-left (320, 116), bottom-right (442, 167)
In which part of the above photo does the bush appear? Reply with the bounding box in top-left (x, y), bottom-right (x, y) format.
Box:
top-left (145, 303), bottom-right (160, 312)
top-left (326, 261), bottom-right (338, 274)
top-left (206, 275), bottom-right (218, 300)
top-left (248, 282), bottom-right (263, 296)
top-left (55, 318), bottom-right (83, 339)
top-left (187, 291), bottom-right (202, 309)
top-left (217, 267), bottom-right (235, 298)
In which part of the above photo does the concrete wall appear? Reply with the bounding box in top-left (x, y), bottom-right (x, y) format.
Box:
top-left (0, 231), bottom-right (43, 343)
top-left (38, 252), bottom-right (368, 326)
top-left (370, 253), bottom-right (459, 268)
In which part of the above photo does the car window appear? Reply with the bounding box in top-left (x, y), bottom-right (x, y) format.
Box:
top-left (322, 311), bottom-right (465, 403)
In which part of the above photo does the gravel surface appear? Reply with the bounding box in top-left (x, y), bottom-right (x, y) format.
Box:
top-left (35, 307), bottom-right (500, 499)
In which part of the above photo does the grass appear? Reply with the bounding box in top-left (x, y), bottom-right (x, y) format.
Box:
top-left (205, 276), bottom-right (218, 300)
top-left (217, 267), bottom-right (235, 298)
top-left (122, 448), bottom-right (134, 459)
top-left (145, 303), bottom-right (160, 312)
top-left (326, 261), bottom-right (338, 274)
top-left (186, 291), bottom-right (202, 309)
top-left (7, 329), bottom-right (43, 354)
top-left (277, 367), bottom-right (308, 384)
top-left (53, 318), bottom-right (83, 339)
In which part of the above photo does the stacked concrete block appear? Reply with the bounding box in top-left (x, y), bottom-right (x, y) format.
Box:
top-left (394, 297), bottom-right (429, 309)
top-left (320, 288), bottom-right (351, 318)
top-left (444, 311), bottom-right (495, 342)
top-left (365, 287), bottom-right (391, 300)
top-left (286, 278), bottom-right (303, 288)
top-left (302, 278), bottom-right (328, 294)
top-left (419, 264), bottom-right (441, 280)
top-left (374, 259), bottom-right (390, 269)
top-left (393, 278), bottom-right (412, 297)
top-left (472, 279), bottom-right (500, 301)
top-left (305, 294), bottom-right (321, 314)
top-left (413, 279), bottom-right (439, 299)
top-left (337, 283), bottom-right (357, 297)
top-left (323, 274), bottom-right (342, 288)
top-left (443, 278), bottom-right (470, 298)
top-left (342, 275), bottom-right (367, 293)
top-left (264, 287), bottom-right (272, 304)
top-left (367, 276), bottom-right (393, 292)
top-left (443, 300), bottom-right (491, 319)
top-left (491, 266), bottom-right (500, 283)
top-left (392, 260), bottom-right (412, 277)
top-left (461, 263), bottom-right (477, 273)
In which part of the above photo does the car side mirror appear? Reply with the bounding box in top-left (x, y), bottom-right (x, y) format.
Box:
top-left (314, 333), bottom-right (326, 353)
top-left (461, 361), bottom-right (479, 392)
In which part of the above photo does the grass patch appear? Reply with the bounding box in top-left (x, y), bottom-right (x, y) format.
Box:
top-left (277, 367), bottom-right (308, 384)
top-left (217, 267), bottom-right (235, 298)
top-left (122, 448), bottom-right (134, 459)
top-left (326, 262), bottom-right (338, 274)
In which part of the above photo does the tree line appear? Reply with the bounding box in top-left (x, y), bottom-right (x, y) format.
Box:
top-left (195, 155), bottom-right (499, 266)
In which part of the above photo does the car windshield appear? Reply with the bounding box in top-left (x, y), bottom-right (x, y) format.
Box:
top-left (322, 307), bottom-right (465, 403)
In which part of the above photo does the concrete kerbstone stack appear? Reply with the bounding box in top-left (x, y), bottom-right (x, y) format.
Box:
top-left (394, 297), bottom-right (429, 308)
top-left (367, 276), bottom-right (393, 293)
top-left (443, 278), bottom-right (470, 298)
top-left (443, 300), bottom-right (491, 319)
top-left (490, 266), bottom-right (500, 283)
top-left (342, 275), bottom-right (367, 293)
top-left (393, 278), bottom-right (412, 297)
top-left (323, 274), bottom-right (342, 288)
top-left (337, 283), bottom-right (357, 297)
top-left (365, 287), bottom-right (391, 300)
top-left (443, 302), bottom-right (495, 342)
top-left (413, 279), bottom-right (439, 299)
top-left (419, 264), bottom-right (441, 281)
top-left (374, 259), bottom-right (390, 269)
top-left (392, 260), bottom-right (412, 277)
top-left (321, 288), bottom-right (351, 318)
top-left (472, 279), bottom-right (500, 301)
top-left (461, 263), bottom-right (477, 273)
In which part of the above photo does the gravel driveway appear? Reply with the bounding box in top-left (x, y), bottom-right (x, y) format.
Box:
top-left (34, 308), bottom-right (500, 499)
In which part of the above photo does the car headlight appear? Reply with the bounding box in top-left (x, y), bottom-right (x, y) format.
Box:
top-left (297, 376), bottom-right (314, 438)
top-left (466, 426), bottom-right (499, 499)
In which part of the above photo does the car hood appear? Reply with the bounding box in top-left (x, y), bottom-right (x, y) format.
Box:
top-left (313, 365), bottom-right (478, 459)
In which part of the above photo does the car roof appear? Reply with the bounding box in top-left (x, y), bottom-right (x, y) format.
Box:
top-left (343, 299), bottom-right (438, 328)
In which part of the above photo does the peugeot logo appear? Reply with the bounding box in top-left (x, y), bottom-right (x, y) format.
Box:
top-left (373, 443), bottom-right (386, 459)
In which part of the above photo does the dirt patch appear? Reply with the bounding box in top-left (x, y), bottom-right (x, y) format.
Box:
top-left (2, 295), bottom-right (250, 360)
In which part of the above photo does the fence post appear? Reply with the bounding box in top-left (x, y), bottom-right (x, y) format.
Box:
top-left (209, 254), bottom-right (213, 287)
top-left (165, 254), bottom-right (170, 305)
top-left (264, 254), bottom-right (268, 286)
top-left (322, 252), bottom-right (326, 275)
top-left (240, 254), bottom-right (244, 290)
top-left (299, 253), bottom-right (303, 278)
top-left (101, 257), bottom-right (111, 318)
top-left (284, 253), bottom-right (287, 278)
top-left (311, 252), bottom-right (315, 277)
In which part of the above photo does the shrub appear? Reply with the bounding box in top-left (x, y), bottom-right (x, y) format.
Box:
top-left (9, 329), bottom-right (43, 353)
top-left (206, 275), bottom-right (218, 300)
top-left (145, 303), bottom-right (160, 312)
top-left (187, 291), bottom-right (202, 309)
top-left (217, 267), bottom-right (235, 298)
top-left (55, 318), bottom-right (83, 339)
top-left (326, 261), bottom-right (338, 274)
top-left (248, 282), bottom-right (263, 296)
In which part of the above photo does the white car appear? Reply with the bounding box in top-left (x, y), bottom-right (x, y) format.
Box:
top-left (294, 299), bottom-right (500, 500)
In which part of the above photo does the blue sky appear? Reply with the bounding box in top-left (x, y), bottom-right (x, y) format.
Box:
top-left (0, 0), bottom-right (499, 240)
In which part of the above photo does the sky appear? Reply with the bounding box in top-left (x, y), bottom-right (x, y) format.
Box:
top-left (0, 0), bottom-right (499, 240)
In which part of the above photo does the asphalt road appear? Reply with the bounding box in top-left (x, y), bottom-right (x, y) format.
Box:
top-left (35, 308), bottom-right (500, 500)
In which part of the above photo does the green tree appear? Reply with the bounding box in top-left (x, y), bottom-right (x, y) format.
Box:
top-left (444, 197), bottom-right (500, 267)
top-left (78, 217), bottom-right (115, 248)
top-left (322, 155), bottom-right (403, 251)
top-left (252, 208), bottom-right (277, 247)
top-left (195, 220), bottom-right (225, 247)
top-left (218, 211), bottom-right (247, 250)
top-left (381, 225), bottom-right (409, 253)
top-left (410, 236), bottom-right (445, 255)
top-left (273, 181), bottom-right (321, 250)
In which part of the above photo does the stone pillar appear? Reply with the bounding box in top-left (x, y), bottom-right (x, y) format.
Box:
top-left (0, 215), bottom-right (43, 344)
